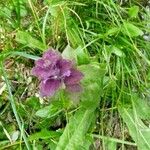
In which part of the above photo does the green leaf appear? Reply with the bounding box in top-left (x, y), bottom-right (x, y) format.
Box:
top-left (62, 45), bottom-right (77, 61)
top-left (106, 27), bottom-right (120, 36)
top-left (131, 95), bottom-right (150, 120)
top-left (11, 131), bottom-right (19, 142)
top-left (80, 82), bottom-right (101, 109)
top-left (111, 46), bottom-right (125, 57)
top-left (55, 62), bottom-right (102, 149)
top-left (56, 108), bottom-right (96, 150)
top-left (122, 22), bottom-right (143, 37)
top-left (79, 62), bottom-right (107, 83)
top-left (0, 51), bottom-right (40, 62)
top-left (11, 51), bottom-right (40, 60)
top-left (62, 45), bottom-right (90, 65)
top-left (119, 106), bottom-right (150, 150)
top-left (25, 97), bottom-right (41, 110)
top-left (35, 104), bottom-right (62, 118)
top-left (128, 6), bottom-right (139, 18)
top-left (16, 31), bottom-right (47, 50)
top-left (67, 19), bottom-right (85, 48)
top-left (29, 129), bottom-right (61, 140)
top-left (76, 46), bottom-right (90, 65)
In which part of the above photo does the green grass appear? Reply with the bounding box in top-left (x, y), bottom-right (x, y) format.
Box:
top-left (0, 0), bottom-right (150, 149)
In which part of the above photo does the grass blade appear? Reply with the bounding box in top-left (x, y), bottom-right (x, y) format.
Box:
top-left (0, 62), bottom-right (31, 150)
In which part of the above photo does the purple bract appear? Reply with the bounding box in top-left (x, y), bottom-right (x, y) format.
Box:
top-left (32, 49), bottom-right (84, 97)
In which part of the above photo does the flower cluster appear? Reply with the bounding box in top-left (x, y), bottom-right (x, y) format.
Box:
top-left (32, 49), bottom-right (84, 97)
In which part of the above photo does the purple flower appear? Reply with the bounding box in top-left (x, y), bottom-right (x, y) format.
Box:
top-left (32, 49), bottom-right (84, 97)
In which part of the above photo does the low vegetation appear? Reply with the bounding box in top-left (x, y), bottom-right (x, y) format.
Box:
top-left (0, 0), bottom-right (150, 149)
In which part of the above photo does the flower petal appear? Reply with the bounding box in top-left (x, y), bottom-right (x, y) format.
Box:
top-left (32, 67), bottom-right (47, 79)
top-left (35, 59), bottom-right (45, 67)
top-left (57, 59), bottom-right (73, 77)
top-left (43, 50), bottom-right (62, 64)
top-left (64, 69), bottom-right (84, 85)
top-left (32, 66), bottom-right (59, 80)
top-left (39, 79), bottom-right (61, 97)
top-left (66, 84), bottom-right (82, 93)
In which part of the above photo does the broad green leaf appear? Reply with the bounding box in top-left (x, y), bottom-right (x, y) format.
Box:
top-left (56, 108), bottom-right (96, 150)
top-left (62, 45), bottom-right (90, 65)
top-left (76, 46), bottom-right (90, 65)
top-left (79, 62), bottom-right (107, 83)
top-left (119, 106), bottom-right (150, 150)
top-left (131, 95), bottom-right (150, 120)
top-left (105, 45), bottom-right (125, 58)
top-left (29, 129), bottom-right (61, 140)
top-left (55, 62), bottom-right (102, 149)
top-left (16, 31), bottom-right (47, 50)
top-left (62, 45), bottom-right (77, 61)
top-left (80, 82), bottom-right (101, 109)
top-left (128, 6), bottom-right (139, 18)
top-left (122, 22), bottom-right (143, 37)
top-left (0, 7), bottom-right (11, 18)
top-left (35, 104), bottom-right (62, 118)
top-left (111, 46), bottom-right (125, 57)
